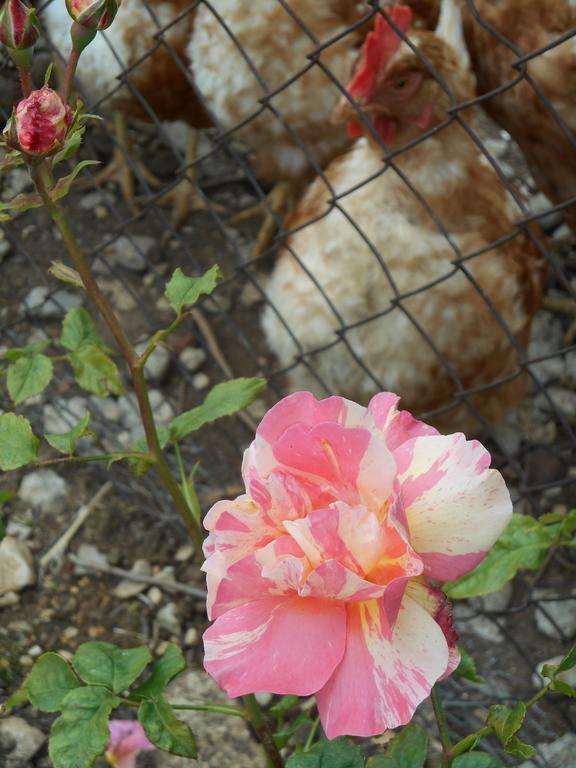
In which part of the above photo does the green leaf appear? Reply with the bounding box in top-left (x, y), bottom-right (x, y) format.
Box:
top-left (444, 514), bottom-right (555, 599)
top-left (27, 653), bottom-right (81, 712)
top-left (72, 642), bottom-right (150, 694)
top-left (454, 647), bottom-right (483, 684)
top-left (45, 412), bottom-right (92, 455)
top-left (274, 711), bottom-right (311, 749)
top-left (269, 695), bottom-right (300, 716)
top-left (487, 703), bottom-right (535, 759)
top-left (169, 377), bottom-right (266, 440)
top-left (1, 340), bottom-right (51, 362)
top-left (165, 265), bottom-right (222, 314)
top-left (132, 644), bottom-right (185, 700)
top-left (551, 679), bottom-right (576, 697)
top-left (70, 345), bottom-right (124, 396)
top-left (60, 308), bottom-right (101, 351)
top-left (7, 354), bottom-right (53, 405)
top-left (138, 696), bottom-right (197, 757)
top-left (49, 686), bottom-right (120, 768)
top-left (453, 754), bottom-right (504, 768)
top-left (367, 724), bottom-right (428, 768)
top-left (557, 644), bottom-right (576, 674)
top-left (0, 413), bottom-right (39, 470)
top-left (0, 682), bottom-right (30, 715)
top-left (287, 738), bottom-right (364, 768)
top-left (0, 489), bottom-right (16, 505)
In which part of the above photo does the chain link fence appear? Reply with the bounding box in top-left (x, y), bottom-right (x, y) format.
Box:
top-left (1, 1), bottom-right (576, 765)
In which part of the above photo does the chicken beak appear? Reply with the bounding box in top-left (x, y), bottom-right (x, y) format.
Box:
top-left (330, 94), bottom-right (362, 125)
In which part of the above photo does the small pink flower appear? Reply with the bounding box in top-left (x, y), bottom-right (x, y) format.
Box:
top-left (11, 86), bottom-right (71, 156)
top-left (0, 0), bottom-right (40, 50)
top-left (202, 392), bottom-right (512, 738)
top-left (65, 0), bottom-right (120, 30)
top-left (105, 720), bottom-right (154, 768)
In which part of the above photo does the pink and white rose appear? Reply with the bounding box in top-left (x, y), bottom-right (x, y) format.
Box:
top-left (202, 392), bottom-right (512, 738)
top-left (10, 86), bottom-right (71, 156)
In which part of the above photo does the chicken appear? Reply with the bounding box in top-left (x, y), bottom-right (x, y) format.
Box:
top-left (40, 0), bottom-right (214, 224)
top-left (462, 0), bottom-right (576, 233)
top-left (262, 1), bottom-right (545, 434)
top-left (188, 0), bottom-right (370, 253)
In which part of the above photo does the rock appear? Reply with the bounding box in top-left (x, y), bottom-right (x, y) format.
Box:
top-left (175, 544), bottom-right (194, 562)
top-left (28, 644), bottom-right (42, 657)
top-left (520, 733), bottom-right (576, 768)
top-left (73, 544), bottom-right (108, 574)
top-left (156, 602), bottom-right (181, 636)
top-left (105, 234), bottom-right (154, 272)
top-left (535, 596), bottom-right (576, 639)
top-left (192, 372), bottom-right (210, 390)
top-left (113, 560), bottom-right (152, 599)
top-left (22, 286), bottom-right (82, 319)
top-left (89, 396), bottom-right (121, 422)
top-left (528, 340), bottom-right (566, 384)
top-left (135, 339), bottom-right (171, 382)
top-left (183, 626), bottom-right (200, 647)
top-left (179, 347), bottom-right (207, 372)
top-left (42, 396), bottom-right (89, 435)
top-left (533, 655), bottom-right (576, 689)
top-left (461, 615), bottom-right (505, 644)
top-left (157, 671), bottom-right (266, 768)
top-left (19, 470), bottom-right (68, 515)
top-left (118, 390), bottom-right (174, 430)
top-left (6, 521), bottom-right (32, 541)
top-left (147, 586), bottom-right (163, 606)
top-left (552, 223), bottom-right (573, 245)
top-left (0, 592), bottom-right (19, 608)
top-left (535, 387), bottom-right (576, 418)
top-left (99, 278), bottom-right (137, 311)
top-left (0, 537), bottom-right (36, 596)
top-left (149, 390), bottom-right (175, 424)
top-left (79, 189), bottom-right (114, 211)
top-left (0, 717), bottom-right (46, 768)
top-left (528, 192), bottom-right (564, 233)
top-left (471, 582), bottom-right (513, 613)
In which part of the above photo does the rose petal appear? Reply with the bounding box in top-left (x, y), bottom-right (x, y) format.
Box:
top-left (316, 596), bottom-right (449, 738)
top-left (203, 496), bottom-right (277, 564)
top-left (367, 392), bottom-right (439, 452)
top-left (395, 434), bottom-right (512, 579)
top-left (204, 596), bottom-right (346, 697)
top-left (405, 581), bottom-right (460, 679)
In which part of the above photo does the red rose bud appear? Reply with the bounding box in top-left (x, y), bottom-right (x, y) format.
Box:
top-left (12, 86), bottom-right (71, 156)
top-left (0, 0), bottom-right (40, 50)
top-left (65, 0), bottom-right (120, 30)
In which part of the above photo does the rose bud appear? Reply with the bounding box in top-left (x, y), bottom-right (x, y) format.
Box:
top-left (65, 0), bottom-right (120, 30)
top-left (0, 0), bottom-right (40, 50)
top-left (10, 86), bottom-right (71, 156)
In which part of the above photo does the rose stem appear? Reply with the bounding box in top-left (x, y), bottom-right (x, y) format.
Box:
top-left (242, 694), bottom-right (285, 768)
top-left (30, 162), bottom-right (205, 559)
top-left (431, 684), bottom-right (453, 765)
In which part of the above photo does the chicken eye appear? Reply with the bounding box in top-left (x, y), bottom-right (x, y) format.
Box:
top-left (393, 77), bottom-right (408, 90)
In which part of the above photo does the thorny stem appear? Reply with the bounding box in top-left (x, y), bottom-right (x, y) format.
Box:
top-left (431, 684), bottom-right (453, 765)
top-left (30, 162), bottom-right (205, 558)
top-left (243, 694), bottom-right (285, 768)
top-left (62, 47), bottom-right (80, 104)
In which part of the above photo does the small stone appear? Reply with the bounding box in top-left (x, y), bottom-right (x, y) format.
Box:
top-left (535, 387), bottom-right (576, 418)
top-left (183, 626), bottom-right (200, 647)
top-left (114, 560), bottom-right (153, 599)
top-left (535, 596), bottom-right (576, 639)
top-left (95, 204), bottom-right (108, 220)
top-left (147, 586), bottom-right (163, 606)
top-left (471, 582), bottom-right (513, 613)
top-left (62, 626), bottom-right (79, 641)
top-left (192, 372), bottom-right (210, 390)
top-left (254, 692), bottom-right (273, 707)
top-left (18, 655), bottom-right (34, 668)
top-left (42, 396), bottom-right (89, 435)
top-left (74, 544), bottom-right (108, 574)
top-left (0, 537), bottom-right (36, 596)
top-left (105, 234), bottom-right (154, 272)
top-left (19, 470), bottom-right (68, 515)
top-left (552, 223), bottom-right (573, 245)
top-left (179, 347), bottom-right (207, 372)
top-left (6, 521), bottom-right (32, 541)
top-left (0, 592), bottom-right (19, 608)
top-left (155, 296), bottom-right (172, 313)
top-left (79, 190), bottom-right (114, 210)
top-left (155, 640), bottom-right (171, 656)
top-left (89, 396), bottom-right (121, 422)
top-left (0, 717), bottom-right (46, 768)
top-left (175, 544), bottom-right (194, 562)
top-left (529, 192), bottom-right (564, 232)
top-left (28, 644), bottom-right (42, 658)
top-left (22, 286), bottom-right (82, 319)
top-left (99, 278), bottom-right (137, 311)
top-left (520, 733), bottom-right (576, 768)
top-left (135, 339), bottom-right (171, 382)
top-left (156, 602), bottom-right (181, 636)
top-left (58, 649), bottom-right (73, 662)
top-left (149, 390), bottom-right (175, 424)
top-left (462, 615), bottom-right (504, 644)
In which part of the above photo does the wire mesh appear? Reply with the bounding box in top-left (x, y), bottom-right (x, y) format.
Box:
top-left (1, 0), bottom-right (576, 764)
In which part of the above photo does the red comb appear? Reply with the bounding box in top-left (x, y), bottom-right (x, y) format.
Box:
top-left (346, 5), bottom-right (413, 102)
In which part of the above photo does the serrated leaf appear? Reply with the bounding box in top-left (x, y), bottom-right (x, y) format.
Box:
top-left (453, 754), bottom-right (504, 768)
top-left (138, 696), bottom-right (197, 757)
top-left (72, 642), bottom-right (150, 694)
top-left (454, 647), bottom-right (483, 684)
top-left (27, 653), bottom-right (81, 712)
top-left (60, 308), bottom-right (101, 351)
top-left (557, 644), bottom-right (576, 674)
top-left (70, 345), bottom-right (124, 396)
top-left (45, 412), bottom-right (92, 455)
top-left (0, 413), bottom-right (39, 470)
top-left (49, 686), bottom-right (120, 768)
top-left (132, 644), bottom-right (185, 700)
top-left (7, 354), bottom-right (53, 405)
top-left (444, 514), bottom-right (556, 599)
top-left (169, 377), bottom-right (266, 440)
top-left (165, 265), bottom-right (222, 314)
top-left (288, 738), bottom-right (364, 768)
top-left (487, 703), bottom-right (535, 758)
top-left (551, 679), bottom-right (576, 697)
top-left (367, 724), bottom-right (428, 768)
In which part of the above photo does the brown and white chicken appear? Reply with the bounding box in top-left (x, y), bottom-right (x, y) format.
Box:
top-left (262, 0), bottom-right (545, 434)
top-left (463, 0), bottom-right (576, 233)
top-left (41, 0), bottom-right (213, 223)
